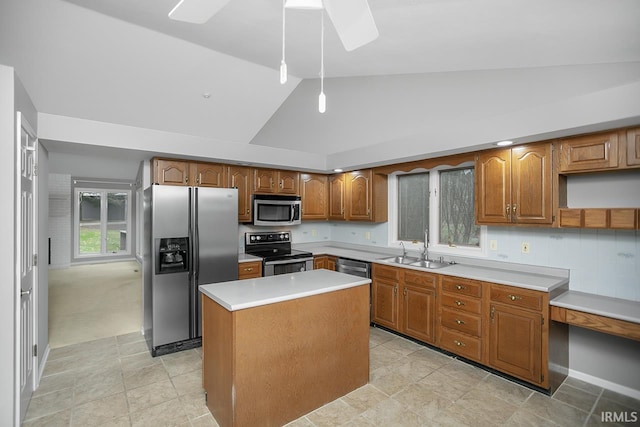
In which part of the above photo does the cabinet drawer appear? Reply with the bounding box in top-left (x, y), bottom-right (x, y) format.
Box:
top-left (610, 208), bottom-right (637, 229)
top-left (490, 284), bottom-right (543, 311)
top-left (404, 270), bottom-right (436, 288)
top-left (441, 277), bottom-right (482, 298)
top-left (373, 264), bottom-right (400, 281)
top-left (440, 292), bottom-right (482, 314)
top-left (238, 261), bottom-right (262, 279)
top-left (439, 328), bottom-right (482, 362)
top-left (441, 308), bottom-right (482, 337)
top-left (559, 208), bottom-right (583, 227)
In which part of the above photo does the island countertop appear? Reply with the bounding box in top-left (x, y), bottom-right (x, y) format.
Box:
top-left (199, 269), bottom-right (371, 311)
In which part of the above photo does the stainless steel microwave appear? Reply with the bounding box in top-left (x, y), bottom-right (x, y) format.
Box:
top-left (253, 194), bottom-right (302, 226)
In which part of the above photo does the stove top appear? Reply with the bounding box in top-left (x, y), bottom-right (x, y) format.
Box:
top-left (244, 231), bottom-right (313, 262)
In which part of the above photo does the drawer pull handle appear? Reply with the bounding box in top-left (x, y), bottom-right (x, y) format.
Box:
top-left (508, 294), bottom-right (522, 301)
top-left (244, 267), bottom-right (253, 272)
top-left (455, 319), bottom-right (465, 325)
top-left (455, 284), bottom-right (466, 290)
top-left (455, 300), bottom-right (465, 306)
top-left (454, 340), bottom-right (466, 347)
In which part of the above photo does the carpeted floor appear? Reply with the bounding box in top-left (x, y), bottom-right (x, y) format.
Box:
top-left (48, 261), bottom-right (142, 349)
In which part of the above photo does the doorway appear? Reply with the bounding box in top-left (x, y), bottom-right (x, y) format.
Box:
top-left (48, 261), bottom-right (142, 349)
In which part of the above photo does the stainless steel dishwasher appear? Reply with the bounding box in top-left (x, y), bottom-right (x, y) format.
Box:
top-left (336, 257), bottom-right (371, 278)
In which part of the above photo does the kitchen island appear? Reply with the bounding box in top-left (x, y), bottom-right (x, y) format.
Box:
top-left (199, 269), bottom-right (371, 427)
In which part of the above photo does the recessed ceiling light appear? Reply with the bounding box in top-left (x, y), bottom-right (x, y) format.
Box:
top-left (496, 140), bottom-right (513, 147)
top-left (202, 93), bottom-right (211, 99)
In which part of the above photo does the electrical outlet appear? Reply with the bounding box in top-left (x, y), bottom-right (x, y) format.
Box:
top-left (490, 240), bottom-right (498, 251)
top-left (365, 231), bottom-right (371, 240)
top-left (521, 242), bottom-right (530, 254)
top-left (311, 229), bottom-right (317, 237)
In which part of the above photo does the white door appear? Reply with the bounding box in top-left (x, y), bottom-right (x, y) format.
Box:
top-left (17, 112), bottom-right (37, 424)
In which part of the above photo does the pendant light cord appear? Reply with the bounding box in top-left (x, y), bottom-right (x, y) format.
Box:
top-left (280, 0), bottom-right (287, 84)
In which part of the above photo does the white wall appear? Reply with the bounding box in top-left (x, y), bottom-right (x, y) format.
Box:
top-left (48, 173), bottom-right (71, 268)
top-left (0, 61), bottom-right (16, 427)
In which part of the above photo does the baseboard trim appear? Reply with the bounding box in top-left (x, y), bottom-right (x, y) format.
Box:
top-left (568, 369), bottom-right (640, 400)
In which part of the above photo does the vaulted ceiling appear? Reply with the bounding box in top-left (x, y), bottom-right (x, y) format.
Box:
top-left (1, 0), bottom-right (640, 176)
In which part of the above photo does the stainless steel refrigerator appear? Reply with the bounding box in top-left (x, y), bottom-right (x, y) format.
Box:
top-left (143, 185), bottom-right (238, 356)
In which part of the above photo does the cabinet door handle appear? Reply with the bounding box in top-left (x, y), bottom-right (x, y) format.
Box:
top-left (490, 305), bottom-right (495, 321)
top-left (246, 209), bottom-right (250, 214)
top-left (403, 288), bottom-right (407, 297)
top-left (455, 300), bottom-right (465, 306)
top-left (506, 205), bottom-right (511, 216)
top-left (508, 294), bottom-right (522, 301)
top-left (394, 285), bottom-right (398, 294)
top-left (455, 284), bottom-right (466, 290)
top-left (455, 319), bottom-right (465, 325)
top-left (185, 175), bottom-right (189, 184)
top-left (454, 340), bottom-right (466, 347)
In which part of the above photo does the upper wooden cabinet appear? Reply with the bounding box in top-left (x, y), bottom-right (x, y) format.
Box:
top-left (227, 166), bottom-right (252, 222)
top-left (254, 168), bottom-right (299, 195)
top-left (191, 162), bottom-right (226, 187)
top-left (627, 128), bottom-right (640, 166)
top-left (476, 144), bottom-right (553, 225)
top-left (328, 174), bottom-right (346, 220)
top-left (559, 131), bottom-right (619, 172)
top-left (329, 170), bottom-right (388, 222)
top-left (153, 158), bottom-right (226, 187)
top-left (300, 173), bottom-right (329, 220)
top-left (153, 158), bottom-right (190, 186)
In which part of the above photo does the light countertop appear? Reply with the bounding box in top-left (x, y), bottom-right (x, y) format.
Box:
top-left (199, 269), bottom-right (371, 311)
top-left (238, 253), bottom-right (262, 263)
top-left (300, 244), bottom-right (568, 293)
top-left (551, 291), bottom-right (640, 324)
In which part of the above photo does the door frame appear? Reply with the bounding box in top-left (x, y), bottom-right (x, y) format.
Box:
top-left (14, 111), bottom-right (38, 426)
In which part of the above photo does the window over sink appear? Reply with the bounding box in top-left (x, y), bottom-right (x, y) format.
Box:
top-left (389, 163), bottom-right (486, 257)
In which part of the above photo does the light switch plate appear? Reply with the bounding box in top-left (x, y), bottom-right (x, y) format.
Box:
top-left (490, 240), bottom-right (498, 251)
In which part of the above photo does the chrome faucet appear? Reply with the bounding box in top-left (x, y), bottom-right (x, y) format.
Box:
top-left (400, 241), bottom-right (407, 257)
top-left (422, 228), bottom-right (429, 261)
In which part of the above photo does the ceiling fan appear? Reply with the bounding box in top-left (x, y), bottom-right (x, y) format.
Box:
top-left (168, 0), bottom-right (379, 52)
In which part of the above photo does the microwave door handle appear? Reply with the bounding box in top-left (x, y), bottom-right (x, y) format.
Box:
top-left (291, 205), bottom-right (295, 223)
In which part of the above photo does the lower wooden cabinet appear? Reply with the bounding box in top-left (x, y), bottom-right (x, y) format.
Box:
top-left (313, 255), bottom-right (337, 271)
top-left (371, 264), bottom-right (436, 345)
top-left (238, 261), bottom-right (262, 279)
top-left (488, 283), bottom-right (548, 388)
top-left (371, 263), bottom-right (560, 391)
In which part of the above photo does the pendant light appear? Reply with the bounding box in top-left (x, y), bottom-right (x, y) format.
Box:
top-left (318, 10), bottom-right (326, 113)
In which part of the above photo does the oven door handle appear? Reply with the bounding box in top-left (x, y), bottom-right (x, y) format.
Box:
top-left (264, 257), bottom-right (314, 266)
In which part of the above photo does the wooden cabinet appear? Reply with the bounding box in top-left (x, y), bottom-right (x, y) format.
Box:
top-left (488, 283), bottom-right (548, 387)
top-left (559, 208), bottom-right (638, 229)
top-left (328, 174), bottom-right (346, 220)
top-left (238, 261), bottom-right (262, 279)
top-left (559, 131), bottom-right (619, 172)
top-left (254, 168), bottom-right (299, 195)
top-left (438, 276), bottom-right (484, 363)
top-left (300, 173), bottom-right (329, 220)
top-left (191, 162), bottom-right (226, 187)
top-left (153, 158), bottom-right (227, 187)
top-left (329, 170), bottom-right (388, 222)
top-left (476, 143), bottom-right (553, 225)
top-left (313, 255), bottom-right (337, 270)
top-left (627, 128), bottom-right (640, 166)
top-left (228, 166), bottom-right (252, 222)
top-left (372, 264), bottom-right (436, 345)
top-left (402, 270), bottom-right (437, 345)
top-left (371, 264), bottom-right (400, 330)
top-left (153, 158), bottom-right (190, 186)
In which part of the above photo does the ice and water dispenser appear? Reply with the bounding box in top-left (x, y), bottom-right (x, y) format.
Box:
top-left (156, 237), bottom-right (189, 274)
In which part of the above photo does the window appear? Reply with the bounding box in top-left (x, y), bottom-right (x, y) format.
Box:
top-left (392, 165), bottom-right (485, 256)
top-left (439, 168), bottom-right (480, 247)
top-left (74, 187), bottom-right (132, 258)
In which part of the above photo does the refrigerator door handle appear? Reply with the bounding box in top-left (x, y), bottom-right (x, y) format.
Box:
top-left (188, 188), bottom-right (194, 282)
top-left (194, 188), bottom-right (200, 280)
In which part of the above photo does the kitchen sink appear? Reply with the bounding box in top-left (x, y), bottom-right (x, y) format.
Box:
top-left (380, 256), bottom-right (419, 264)
top-left (408, 260), bottom-right (450, 269)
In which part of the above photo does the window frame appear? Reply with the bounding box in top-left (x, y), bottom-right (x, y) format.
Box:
top-left (388, 163), bottom-right (487, 258)
top-left (73, 187), bottom-right (132, 259)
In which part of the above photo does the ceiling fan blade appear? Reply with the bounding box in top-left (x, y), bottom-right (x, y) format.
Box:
top-left (323, 0), bottom-right (379, 51)
top-left (168, 0), bottom-right (232, 24)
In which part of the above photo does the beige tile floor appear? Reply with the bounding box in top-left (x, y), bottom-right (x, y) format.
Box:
top-left (24, 327), bottom-right (639, 427)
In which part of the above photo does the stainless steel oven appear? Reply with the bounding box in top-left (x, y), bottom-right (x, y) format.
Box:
top-left (244, 231), bottom-right (313, 277)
